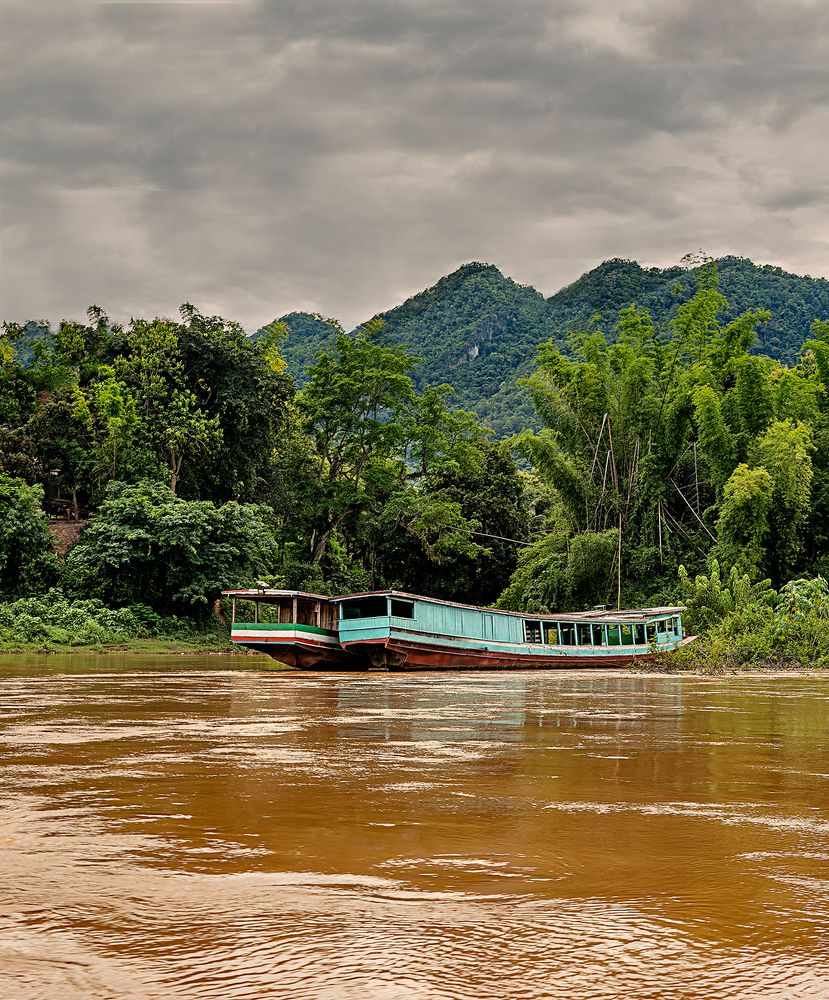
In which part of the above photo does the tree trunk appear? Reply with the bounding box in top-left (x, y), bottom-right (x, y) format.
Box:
top-left (169, 449), bottom-right (182, 494)
top-left (311, 531), bottom-right (330, 565)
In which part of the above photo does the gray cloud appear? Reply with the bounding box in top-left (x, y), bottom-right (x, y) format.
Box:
top-left (2, 0), bottom-right (829, 330)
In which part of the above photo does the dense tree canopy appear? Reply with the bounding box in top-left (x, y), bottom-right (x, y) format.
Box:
top-left (1, 307), bottom-right (525, 611)
top-left (5, 259), bottom-right (829, 641)
top-left (64, 481), bottom-right (279, 613)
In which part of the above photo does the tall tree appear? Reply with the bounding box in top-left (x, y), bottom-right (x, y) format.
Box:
top-left (296, 325), bottom-right (420, 564)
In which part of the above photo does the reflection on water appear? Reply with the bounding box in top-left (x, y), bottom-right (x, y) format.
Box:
top-left (1, 663), bottom-right (828, 999)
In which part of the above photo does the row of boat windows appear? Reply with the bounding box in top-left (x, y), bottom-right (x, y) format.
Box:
top-left (524, 618), bottom-right (681, 646)
top-left (341, 598), bottom-right (415, 620)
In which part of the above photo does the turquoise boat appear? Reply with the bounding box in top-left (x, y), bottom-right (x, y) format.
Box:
top-left (335, 591), bottom-right (690, 669)
top-left (224, 588), bottom-right (692, 670)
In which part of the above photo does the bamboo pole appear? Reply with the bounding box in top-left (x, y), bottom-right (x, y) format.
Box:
top-left (658, 501), bottom-right (663, 561)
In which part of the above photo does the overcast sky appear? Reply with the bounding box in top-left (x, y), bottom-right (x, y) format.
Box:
top-left (2, 0), bottom-right (829, 330)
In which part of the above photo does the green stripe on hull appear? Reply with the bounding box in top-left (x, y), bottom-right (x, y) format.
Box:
top-left (232, 622), bottom-right (337, 636)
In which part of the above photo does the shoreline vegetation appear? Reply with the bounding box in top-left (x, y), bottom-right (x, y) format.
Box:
top-left (6, 261), bottom-right (829, 670)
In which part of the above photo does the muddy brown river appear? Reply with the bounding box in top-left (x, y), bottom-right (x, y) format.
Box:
top-left (1, 656), bottom-right (828, 999)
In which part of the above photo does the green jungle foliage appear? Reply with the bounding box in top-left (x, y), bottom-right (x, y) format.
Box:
top-left (260, 256), bottom-right (829, 440)
top-left (63, 481), bottom-right (280, 613)
top-left (5, 261), bottom-right (829, 664)
top-left (672, 568), bottom-right (829, 670)
top-left (0, 591), bottom-right (226, 650)
top-left (0, 307), bottom-right (529, 639)
top-left (497, 261), bottom-right (829, 614)
top-left (0, 473), bottom-right (60, 598)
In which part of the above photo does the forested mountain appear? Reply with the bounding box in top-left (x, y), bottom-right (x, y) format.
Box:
top-left (366, 263), bottom-right (548, 435)
top-left (264, 256), bottom-right (829, 438)
top-left (263, 264), bottom-right (548, 436)
top-left (546, 256), bottom-right (829, 363)
top-left (278, 311), bottom-right (340, 379)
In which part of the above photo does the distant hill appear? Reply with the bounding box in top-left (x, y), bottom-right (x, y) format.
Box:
top-left (365, 263), bottom-right (548, 435)
top-left (9, 321), bottom-right (52, 365)
top-left (545, 256), bottom-right (829, 363)
top-left (261, 256), bottom-right (829, 438)
top-left (276, 311), bottom-right (340, 378)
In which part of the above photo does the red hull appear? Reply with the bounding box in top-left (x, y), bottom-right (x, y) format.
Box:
top-left (235, 640), bottom-right (371, 670)
top-left (341, 637), bottom-right (690, 671)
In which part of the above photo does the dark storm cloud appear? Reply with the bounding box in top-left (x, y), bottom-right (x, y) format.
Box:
top-left (2, 0), bottom-right (829, 329)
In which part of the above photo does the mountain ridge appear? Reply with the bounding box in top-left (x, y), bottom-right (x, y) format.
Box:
top-left (265, 255), bottom-right (829, 437)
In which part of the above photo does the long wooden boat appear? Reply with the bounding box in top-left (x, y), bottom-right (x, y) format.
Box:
top-left (334, 591), bottom-right (692, 669)
top-left (222, 589), bottom-right (370, 669)
top-left (224, 587), bottom-right (692, 670)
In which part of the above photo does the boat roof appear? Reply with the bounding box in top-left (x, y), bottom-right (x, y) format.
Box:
top-left (332, 589), bottom-right (683, 622)
top-left (221, 588), bottom-right (332, 601)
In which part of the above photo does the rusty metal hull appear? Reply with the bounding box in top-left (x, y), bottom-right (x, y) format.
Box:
top-left (342, 636), bottom-right (695, 671)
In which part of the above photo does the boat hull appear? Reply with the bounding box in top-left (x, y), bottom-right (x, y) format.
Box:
top-left (230, 623), bottom-right (370, 670)
top-left (233, 639), bottom-right (370, 670)
top-left (342, 635), bottom-right (696, 670)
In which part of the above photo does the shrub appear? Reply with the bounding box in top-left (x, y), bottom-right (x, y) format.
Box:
top-left (670, 571), bottom-right (829, 669)
top-left (64, 480), bottom-right (278, 614)
top-left (0, 589), bottom-right (228, 650)
top-left (678, 560), bottom-right (775, 635)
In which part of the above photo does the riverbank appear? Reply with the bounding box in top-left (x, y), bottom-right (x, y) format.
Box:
top-left (641, 660), bottom-right (828, 676)
top-left (0, 636), bottom-right (235, 655)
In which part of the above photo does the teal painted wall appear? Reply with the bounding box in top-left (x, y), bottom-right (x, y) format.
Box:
top-left (337, 596), bottom-right (683, 648)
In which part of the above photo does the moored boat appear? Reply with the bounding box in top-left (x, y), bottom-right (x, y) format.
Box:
top-left (334, 591), bottom-right (693, 670)
top-left (222, 588), bottom-right (370, 669)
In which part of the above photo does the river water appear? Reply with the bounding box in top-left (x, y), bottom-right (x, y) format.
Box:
top-left (0, 657), bottom-right (828, 999)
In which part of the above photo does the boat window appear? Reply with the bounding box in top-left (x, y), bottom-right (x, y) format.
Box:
top-left (524, 620), bottom-right (542, 644)
top-left (646, 624), bottom-right (656, 643)
top-left (606, 623), bottom-right (620, 645)
top-left (390, 599), bottom-right (415, 619)
top-left (591, 623), bottom-right (605, 646)
top-left (559, 623), bottom-right (576, 645)
top-left (235, 599), bottom-right (254, 623)
top-left (341, 597), bottom-right (389, 620)
top-left (577, 623), bottom-right (591, 646)
top-left (252, 601), bottom-right (272, 624)
top-left (621, 624), bottom-right (635, 645)
top-left (543, 622), bottom-right (559, 644)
